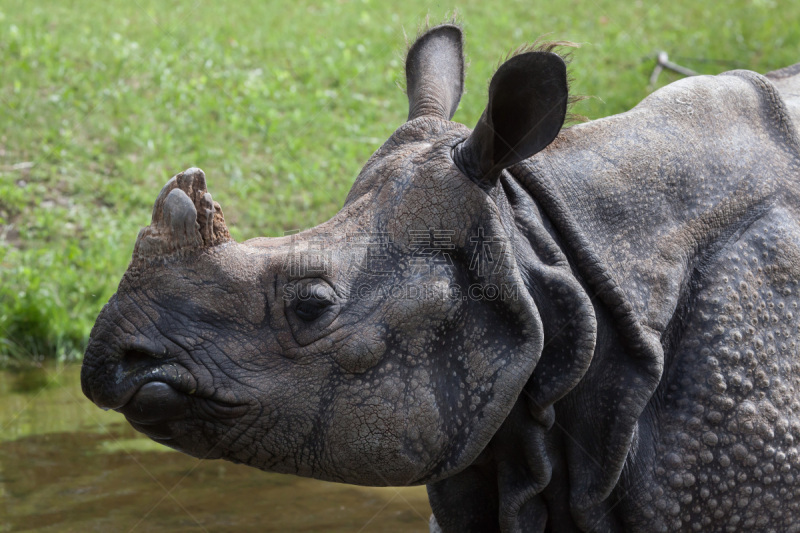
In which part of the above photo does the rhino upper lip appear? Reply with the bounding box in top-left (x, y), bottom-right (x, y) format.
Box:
top-left (92, 363), bottom-right (194, 411)
top-left (103, 363), bottom-right (248, 419)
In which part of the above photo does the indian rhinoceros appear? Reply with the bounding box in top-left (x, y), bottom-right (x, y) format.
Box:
top-left (81, 23), bottom-right (800, 532)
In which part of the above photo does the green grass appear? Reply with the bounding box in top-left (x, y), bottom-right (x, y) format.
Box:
top-left (1, 0), bottom-right (799, 363)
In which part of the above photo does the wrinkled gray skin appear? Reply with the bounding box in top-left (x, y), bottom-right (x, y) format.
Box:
top-left (81, 23), bottom-right (800, 532)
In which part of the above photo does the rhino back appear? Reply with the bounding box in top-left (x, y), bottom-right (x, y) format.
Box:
top-left (511, 70), bottom-right (800, 529)
top-left (767, 62), bottom-right (800, 130)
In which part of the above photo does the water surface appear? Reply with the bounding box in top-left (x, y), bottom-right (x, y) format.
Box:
top-left (0, 364), bottom-right (431, 532)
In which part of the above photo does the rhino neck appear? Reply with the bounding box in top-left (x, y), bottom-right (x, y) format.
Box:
top-left (497, 174), bottom-right (598, 428)
top-left (428, 173), bottom-right (599, 532)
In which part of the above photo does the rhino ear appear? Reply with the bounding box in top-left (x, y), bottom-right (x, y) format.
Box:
top-left (455, 51), bottom-right (568, 185)
top-left (405, 24), bottom-right (465, 121)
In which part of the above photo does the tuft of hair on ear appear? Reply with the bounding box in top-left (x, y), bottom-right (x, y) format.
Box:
top-left (505, 38), bottom-right (578, 61)
top-left (565, 95), bottom-right (590, 125)
top-left (405, 11), bottom-right (463, 51)
top-left (497, 38), bottom-right (588, 125)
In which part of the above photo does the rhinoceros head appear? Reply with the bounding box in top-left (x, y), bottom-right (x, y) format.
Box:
top-left (81, 24), bottom-right (571, 486)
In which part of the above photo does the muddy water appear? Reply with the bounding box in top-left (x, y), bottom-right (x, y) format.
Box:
top-left (0, 364), bottom-right (431, 532)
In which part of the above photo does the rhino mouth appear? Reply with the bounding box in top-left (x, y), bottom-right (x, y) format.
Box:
top-left (82, 348), bottom-right (249, 443)
top-left (117, 380), bottom-right (192, 440)
top-left (118, 376), bottom-right (249, 450)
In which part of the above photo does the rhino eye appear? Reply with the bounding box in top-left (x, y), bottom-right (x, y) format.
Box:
top-left (294, 282), bottom-right (335, 322)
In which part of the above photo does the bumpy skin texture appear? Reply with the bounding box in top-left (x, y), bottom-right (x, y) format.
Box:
top-left (81, 23), bottom-right (800, 532)
top-left (515, 70), bottom-right (800, 532)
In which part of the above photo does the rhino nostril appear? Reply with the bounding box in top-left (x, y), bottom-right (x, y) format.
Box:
top-left (121, 347), bottom-right (163, 371)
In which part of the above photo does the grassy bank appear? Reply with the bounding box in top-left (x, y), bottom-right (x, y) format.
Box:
top-left (1, 0), bottom-right (799, 363)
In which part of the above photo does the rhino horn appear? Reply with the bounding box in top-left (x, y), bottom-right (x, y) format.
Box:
top-left (132, 167), bottom-right (231, 263)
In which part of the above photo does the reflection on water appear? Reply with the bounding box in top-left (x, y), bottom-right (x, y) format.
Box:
top-left (0, 364), bottom-right (431, 532)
